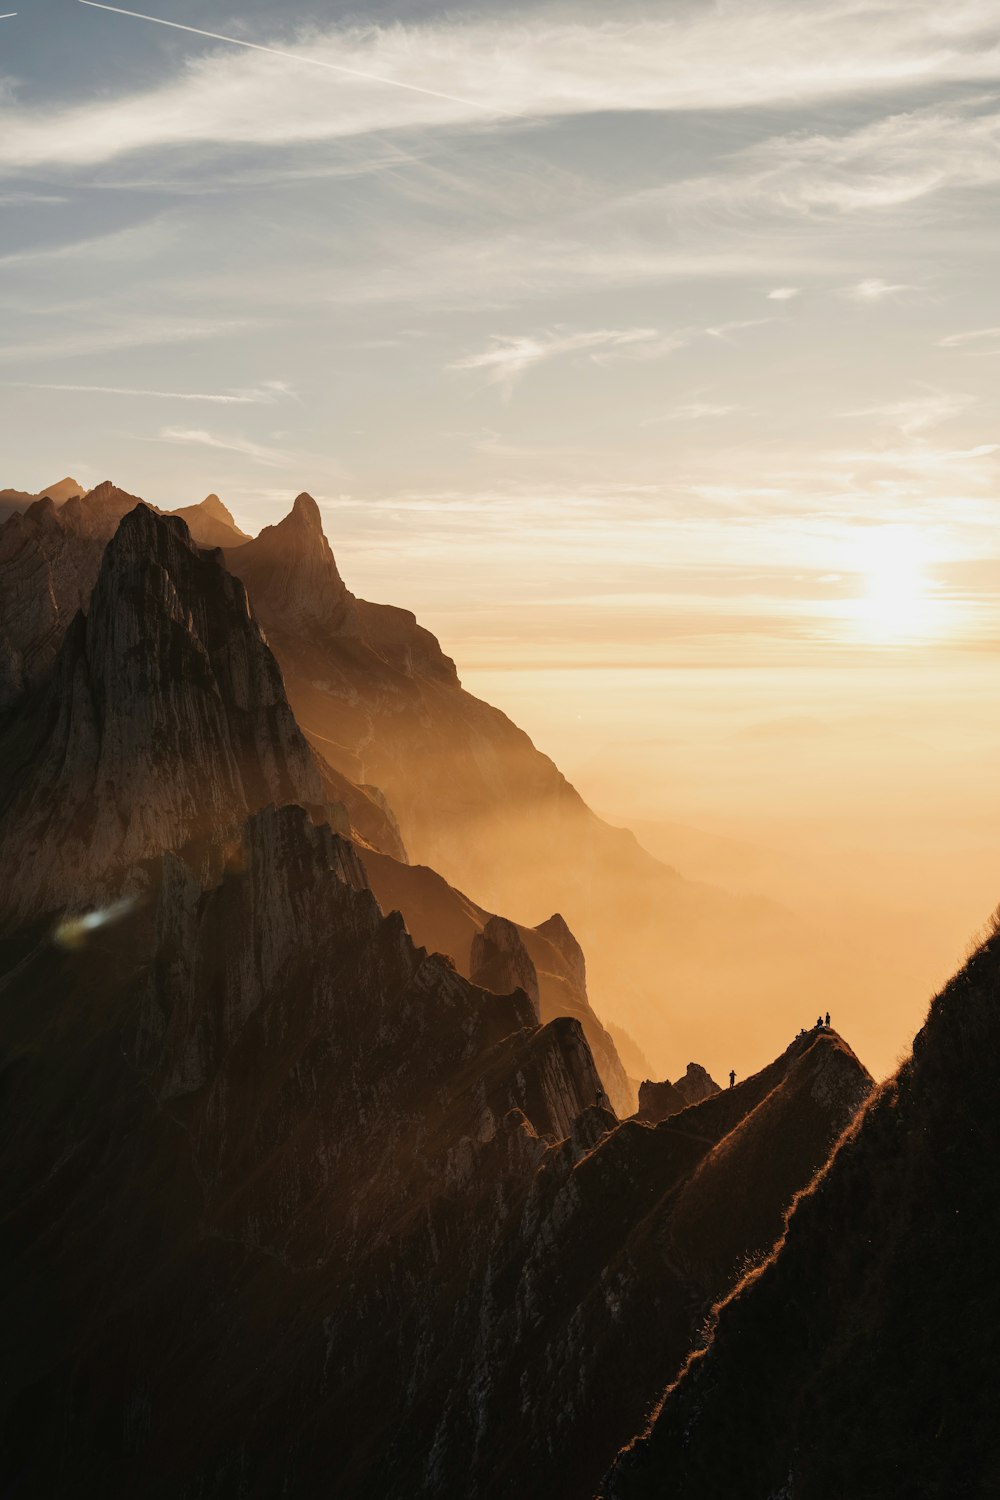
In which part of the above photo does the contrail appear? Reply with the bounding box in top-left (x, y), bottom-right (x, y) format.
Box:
top-left (0, 13), bottom-right (18, 19)
top-left (77, 1), bottom-right (498, 114)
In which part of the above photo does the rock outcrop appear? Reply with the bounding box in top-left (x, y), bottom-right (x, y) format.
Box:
top-left (0, 504), bottom-right (402, 925)
top-left (604, 945), bottom-right (999, 1500)
top-left (471, 913), bottom-right (542, 1019)
top-left (638, 1061), bottom-right (721, 1122)
top-left (360, 846), bottom-right (635, 1114)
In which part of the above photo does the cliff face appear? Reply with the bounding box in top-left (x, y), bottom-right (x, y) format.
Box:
top-left (0, 481), bottom-right (142, 707)
top-left (603, 956), bottom-right (998, 1500)
top-left (0, 505), bottom-right (399, 926)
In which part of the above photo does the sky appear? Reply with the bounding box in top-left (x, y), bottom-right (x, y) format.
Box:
top-left (3, 0), bottom-right (1000, 1074)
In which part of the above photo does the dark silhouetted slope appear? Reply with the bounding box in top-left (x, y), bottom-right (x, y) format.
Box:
top-left (604, 951), bottom-right (999, 1500)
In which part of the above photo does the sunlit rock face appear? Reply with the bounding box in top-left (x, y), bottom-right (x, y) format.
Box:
top-left (603, 951), bottom-right (998, 1500)
top-left (0, 504), bottom-right (387, 927)
top-left (0, 482), bottom-right (142, 707)
top-left (471, 913), bottom-right (542, 1019)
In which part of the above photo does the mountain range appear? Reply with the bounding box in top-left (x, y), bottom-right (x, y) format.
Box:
top-left (0, 479), bottom-right (991, 1495)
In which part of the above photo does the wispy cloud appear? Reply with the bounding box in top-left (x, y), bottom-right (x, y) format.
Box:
top-left (3, 4), bottom-right (1000, 168)
top-left (450, 328), bottom-right (661, 395)
top-left (844, 278), bottom-right (916, 301)
top-left (842, 391), bottom-right (975, 435)
top-left (766, 287), bottom-right (800, 301)
top-left (939, 325), bottom-right (1000, 349)
top-left (0, 316), bottom-right (254, 364)
top-left (15, 380), bottom-right (294, 404)
top-left (157, 426), bottom-right (294, 467)
top-left (645, 403), bottom-right (741, 425)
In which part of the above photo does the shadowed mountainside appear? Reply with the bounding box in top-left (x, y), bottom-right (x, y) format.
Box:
top-left (603, 938), bottom-right (999, 1500)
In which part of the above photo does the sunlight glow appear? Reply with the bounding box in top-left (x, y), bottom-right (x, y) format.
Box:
top-left (855, 526), bottom-right (938, 644)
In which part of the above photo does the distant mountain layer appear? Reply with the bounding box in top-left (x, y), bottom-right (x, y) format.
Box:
top-left (603, 938), bottom-right (1000, 1499)
top-left (0, 475), bottom-right (84, 521)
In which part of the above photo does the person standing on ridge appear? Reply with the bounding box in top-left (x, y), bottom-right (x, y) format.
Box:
top-left (825, 1011), bottom-right (831, 1027)
top-left (729, 1069), bottom-right (736, 1089)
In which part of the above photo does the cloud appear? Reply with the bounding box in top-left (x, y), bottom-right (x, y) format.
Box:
top-left (939, 325), bottom-right (1000, 348)
top-left (0, 315), bottom-right (254, 363)
top-left (844, 278), bottom-right (915, 301)
top-left (15, 380), bottom-right (293, 404)
top-left (842, 391), bottom-right (975, 435)
top-left (767, 287), bottom-right (800, 301)
top-left (644, 403), bottom-right (741, 425)
top-left (450, 328), bottom-right (661, 394)
top-left (2, 3), bottom-right (1000, 168)
top-left (157, 426), bottom-right (294, 467)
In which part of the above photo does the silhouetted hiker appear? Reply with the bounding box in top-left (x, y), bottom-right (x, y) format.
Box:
top-left (729, 1069), bottom-right (736, 1089)
top-left (595, 1088), bottom-right (610, 1111)
top-left (825, 1011), bottom-right (831, 1027)
top-left (815, 1015), bottom-right (823, 1028)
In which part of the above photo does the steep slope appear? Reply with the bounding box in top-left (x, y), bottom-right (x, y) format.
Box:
top-left (360, 846), bottom-right (635, 1113)
top-left (0, 504), bottom-right (400, 926)
top-left (0, 836), bottom-right (871, 1499)
top-left (0, 481), bottom-right (143, 706)
top-left (603, 944), bottom-right (998, 1500)
top-left (0, 803), bottom-right (609, 1498)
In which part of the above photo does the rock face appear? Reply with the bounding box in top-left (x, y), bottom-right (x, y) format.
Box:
top-left (638, 1061), bottom-right (721, 1122)
top-left (674, 1060), bottom-right (721, 1105)
top-left (360, 846), bottom-right (636, 1114)
top-left (0, 504), bottom-right (402, 926)
top-left (471, 914), bottom-right (542, 1019)
top-left (226, 491), bottom-right (361, 636)
top-left (0, 481), bottom-right (143, 706)
top-left (603, 947), bottom-right (999, 1500)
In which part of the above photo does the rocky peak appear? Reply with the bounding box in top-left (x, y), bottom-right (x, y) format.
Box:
top-left (0, 504), bottom-right (333, 926)
top-left (673, 1061), bottom-right (721, 1106)
top-left (199, 493), bottom-right (235, 524)
top-left (225, 492), bottom-right (360, 637)
top-left (535, 910), bottom-right (587, 991)
top-left (471, 914), bottom-right (541, 1019)
top-left (62, 480), bottom-right (145, 540)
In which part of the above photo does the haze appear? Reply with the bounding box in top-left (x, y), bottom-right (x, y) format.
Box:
top-left (3, 0), bottom-right (1000, 1080)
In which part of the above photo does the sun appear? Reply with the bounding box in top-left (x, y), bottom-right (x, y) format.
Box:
top-left (855, 526), bottom-right (937, 645)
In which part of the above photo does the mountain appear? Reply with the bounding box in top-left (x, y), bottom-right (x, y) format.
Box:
top-left (0, 480), bottom-right (144, 708)
top-left (603, 942), bottom-right (998, 1500)
top-left (170, 493), bottom-right (250, 549)
top-left (360, 845), bottom-right (634, 1113)
top-left (0, 501), bottom-right (875, 1497)
top-left (1, 478), bottom-right (871, 1076)
top-left (0, 474), bottom-right (84, 523)
top-left (0, 503), bottom-right (401, 927)
top-left (220, 492), bottom-right (881, 1077)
